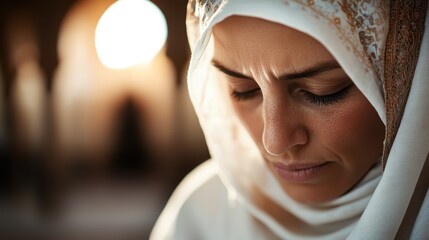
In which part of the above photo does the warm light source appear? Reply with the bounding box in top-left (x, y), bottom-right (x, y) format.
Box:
top-left (95, 0), bottom-right (167, 69)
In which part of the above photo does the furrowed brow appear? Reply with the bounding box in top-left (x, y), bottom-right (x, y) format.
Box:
top-left (277, 61), bottom-right (341, 81)
top-left (211, 60), bottom-right (253, 80)
top-left (211, 59), bottom-right (341, 81)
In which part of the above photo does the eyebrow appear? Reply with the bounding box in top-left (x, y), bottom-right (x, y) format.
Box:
top-left (211, 59), bottom-right (341, 81)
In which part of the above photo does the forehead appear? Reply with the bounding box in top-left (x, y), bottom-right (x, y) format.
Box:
top-left (213, 16), bottom-right (308, 44)
top-left (212, 16), bottom-right (334, 72)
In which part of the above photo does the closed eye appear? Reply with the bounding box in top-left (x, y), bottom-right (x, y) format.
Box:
top-left (231, 88), bottom-right (261, 101)
top-left (302, 85), bottom-right (353, 106)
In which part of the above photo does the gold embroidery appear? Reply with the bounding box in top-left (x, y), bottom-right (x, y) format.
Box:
top-left (382, 0), bottom-right (428, 168)
top-left (333, 17), bottom-right (341, 25)
top-left (286, 0), bottom-right (389, 80)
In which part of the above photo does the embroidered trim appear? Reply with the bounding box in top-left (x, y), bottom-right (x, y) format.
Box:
top-left (186, 0), bottom-right (225, 50)
top-left (382, 0), bottom-right (428, 168)
top-left (287, 0), bottom-right (389, 83)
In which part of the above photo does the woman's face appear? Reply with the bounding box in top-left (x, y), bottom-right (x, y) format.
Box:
top-left (212, 16), bottom-right (385, 203)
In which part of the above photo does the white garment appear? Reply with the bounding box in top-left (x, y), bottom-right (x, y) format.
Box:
top-left (151, 0), bottom-right (429, 239)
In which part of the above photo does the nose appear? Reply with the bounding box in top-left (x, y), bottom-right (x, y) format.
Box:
top-left (262, 95), bottom-right (309, 156)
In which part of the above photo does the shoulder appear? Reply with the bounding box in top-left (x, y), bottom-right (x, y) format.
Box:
top-left (150, 160), bottom-right (229, 240)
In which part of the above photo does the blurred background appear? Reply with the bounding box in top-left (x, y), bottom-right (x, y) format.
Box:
top-left (0, 0), bottom-right (210, 239)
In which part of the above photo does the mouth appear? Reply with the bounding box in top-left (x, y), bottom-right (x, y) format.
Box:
top-left (271, 162), bottom-right (330, 183)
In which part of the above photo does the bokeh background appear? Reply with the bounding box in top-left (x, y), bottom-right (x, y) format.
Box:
top-left (0, 0), bottom-right (210, 239)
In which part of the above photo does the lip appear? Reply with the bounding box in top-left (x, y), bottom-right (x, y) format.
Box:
top-left (271, 162), bottom-right (330, 182)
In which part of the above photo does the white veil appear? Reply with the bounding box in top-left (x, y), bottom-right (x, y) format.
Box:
top-left (154, 0), bottom-right (429, 239)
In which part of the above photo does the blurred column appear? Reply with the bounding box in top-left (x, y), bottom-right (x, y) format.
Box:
top-left (0, 60), bottom-right (9, 195)
top-left (53, 0), bottom-right (117, 174)
top-left (5, 11), bottom-right (50, 215)
top-left (0, 63), bottom-right (5, 152)
top-left (8, 13), bottom-right (47, 161)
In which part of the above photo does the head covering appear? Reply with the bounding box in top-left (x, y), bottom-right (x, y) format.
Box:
top-left (156, 0), bottom-right (429, 239)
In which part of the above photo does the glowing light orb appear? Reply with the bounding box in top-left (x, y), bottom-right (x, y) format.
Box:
top-left (95, 0), bottom-right (167, 69)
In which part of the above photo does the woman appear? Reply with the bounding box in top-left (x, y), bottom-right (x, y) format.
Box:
top-left (151, 0), bottom-right (429, 239)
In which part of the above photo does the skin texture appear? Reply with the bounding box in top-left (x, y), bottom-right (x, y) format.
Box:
top-left (212, 16), bottom-right (385, 203)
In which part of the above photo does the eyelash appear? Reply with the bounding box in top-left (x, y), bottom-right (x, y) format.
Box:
top-left (231, 85), bottom-right (352, 106)
top-left (231, 89), bottom-right (261, 101)
top-left (303, 85), bottom-right (352, 106)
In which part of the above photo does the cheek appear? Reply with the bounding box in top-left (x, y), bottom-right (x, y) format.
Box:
top-left (231, 89), bottom-right (385, 165)
top-left (233, 103), bottom-right (264, 142)
top-left (319, 94), bottom-right (385, 163)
